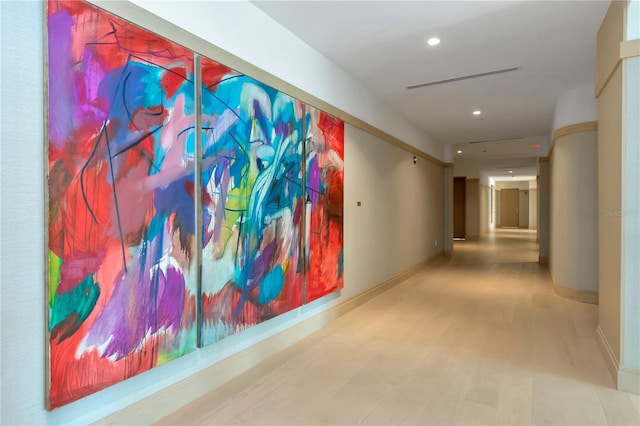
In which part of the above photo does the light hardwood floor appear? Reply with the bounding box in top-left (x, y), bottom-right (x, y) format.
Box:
top-left (157, 229), bottom-right (640, 425)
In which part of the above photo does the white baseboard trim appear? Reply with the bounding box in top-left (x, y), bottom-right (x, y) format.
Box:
top-left (618, 367), bottom-right (640, 395)
top-left (551, 279), bottom-right (599, 304)
top-left (597, 325), bottom-right (620, 384)
top-left (596, 325), bottom-right (640, 395)
top-left (94, 253), bottom-right (442, 425)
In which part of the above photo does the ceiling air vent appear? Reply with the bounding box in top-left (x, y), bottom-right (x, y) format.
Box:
top-left (466, 137), bottom-right (524, 144)
top-left (407, 67), bottom-right (520, 90)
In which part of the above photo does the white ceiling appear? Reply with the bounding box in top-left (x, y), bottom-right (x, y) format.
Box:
top-left (252, 0), bottom-right (608, 169)
top-left (452, 135), bottom-right (544, 178)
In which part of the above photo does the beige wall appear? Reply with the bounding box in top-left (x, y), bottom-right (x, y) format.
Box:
top-left (549, 129), bottom-right (599, 294)
top-left (538, 160), bottom-right (550, 262)
top-left (599, 67), bottom-right (622, 360)
top-left (496, 190), bottom-right (501, 226)
top-left (529, 189), bottom-right (538, 230)
top-left (597, 0), bottom-right (624, 375)
top-left (496, 181), bottom-right (530, 190)
top-left (443, 166), bottom-right (454, 255)
top-left (465, 179), bottom-right (480, 240)
top-left (596, 0), bottom-right (640, 394)
top-left (518, 190), bottom-right (529, 228)
top-left (480, 184), bottom-right (490, 236)
top-left (345, 125), bottom-right (444, 295)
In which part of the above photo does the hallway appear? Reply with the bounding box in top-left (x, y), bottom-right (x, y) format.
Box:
top-left (157, 229), bottom-right (639, 425)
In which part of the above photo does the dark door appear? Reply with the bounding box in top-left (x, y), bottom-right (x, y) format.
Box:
top-left (453, 177), bottom-right (466, 239)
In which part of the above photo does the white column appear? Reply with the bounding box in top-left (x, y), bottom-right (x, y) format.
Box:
top-left (549, 128), bottom-right (598, 300)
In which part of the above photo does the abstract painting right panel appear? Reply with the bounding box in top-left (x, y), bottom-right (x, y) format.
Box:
top-left (304, 106), bottom-right (345, 302)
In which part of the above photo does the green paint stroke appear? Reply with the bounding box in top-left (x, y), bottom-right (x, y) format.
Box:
top-left (49, 250), bottom-right (62, 307)
top-left (49, 274), bottom-right (100, 332)
top-left (157, 326), bottom-right (197, 365)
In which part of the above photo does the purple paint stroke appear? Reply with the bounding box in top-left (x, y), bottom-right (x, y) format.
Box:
top-left (86, 235), bottom-right (186, 360)
top-left (248, 239), bottom-right (277, 287)
top-left (49, 11), bottom-right (111, 153)
top-left (48, 10), bottom-right (78, 148)
top-left (203, 110), bottom-right (239, 153)
top-left (307, 156), bottom-right (321, 206)
top-left (274, 122), bottom-right (289, 140)
top-left (252, 99), bottom-right (269, 142)
top-left (79, 46), bottom-right (109, 125)
top-left (155, 265), bottom-right (186, 331)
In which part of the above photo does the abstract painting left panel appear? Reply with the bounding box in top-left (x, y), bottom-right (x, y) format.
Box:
top-left (46, 0), bottom-right (197, 409)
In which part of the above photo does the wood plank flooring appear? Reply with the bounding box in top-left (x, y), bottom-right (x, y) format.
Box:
top-left (157, 229), bottom-right (640, 425)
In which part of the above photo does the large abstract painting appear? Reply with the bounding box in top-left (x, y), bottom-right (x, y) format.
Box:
top-left (47, 0), bottom-right (197, 408)
top-left (45, 0), bottom-right (346, 408)
top-left (304, 107), bottom-right (345, 302)
top-left (199, 57), bottom-right (305, 346)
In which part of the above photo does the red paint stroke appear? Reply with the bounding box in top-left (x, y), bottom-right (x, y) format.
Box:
top-left (306, 111), bottom-right (345, 303)
top-left (201, 60), bottom-right (239, 89)
top-left (162, 67), bottom-right (189, 99)
top-left (201, 272), bottom-right (302, 331)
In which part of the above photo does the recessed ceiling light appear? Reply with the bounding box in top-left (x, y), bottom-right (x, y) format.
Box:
top-left (509, 170), bottom-right (513, 173)
top-left (427, 37), bottom-right (440, 46)
top-left (457, 150), bottom-right (463, 154)
top-left (473, 110), bottom-right (482, 115)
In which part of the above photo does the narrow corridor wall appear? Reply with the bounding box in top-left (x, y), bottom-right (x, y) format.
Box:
top-left (344, 126), bottom-right (444, 294)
